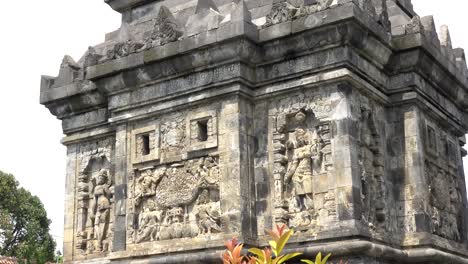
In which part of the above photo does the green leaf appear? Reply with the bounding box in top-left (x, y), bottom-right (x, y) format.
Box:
top-left (269, 240), bottom-right (278, 256)
top-left (276, 229), bottom-right (293, 255)
top-left (315, 252), bottom-right (322, 264)
top-left (248, 248), bottom-right (266, 262)
top-left (301, 260), bottom-right (315, 264)
top-left (321, 253), bottom-right (332, 264)
top-left (276, 253), bottom-right (302, 264)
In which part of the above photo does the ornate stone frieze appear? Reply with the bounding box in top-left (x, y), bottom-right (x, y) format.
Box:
top-left (263, 0), bottom-right (334, 28)
top-left (128, 156), bottom-right (223, 243)
top-left (75, 138), bottom-right (114, 256)
top-left (106, 39), bottom-right (144, 61)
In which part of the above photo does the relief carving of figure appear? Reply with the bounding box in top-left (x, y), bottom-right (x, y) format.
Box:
top-left (135, 168), bottom-right (167, 208)
top-left (194, 190), bottom-right (222, 235)
top-left (130, 157), bottom-right (223, 243)
top-left (284, 112), bottom-right (324, 212)
top-left (89, 169), bottom-right (114, 252)
top-left (136, 200), bottom-right (164, 243)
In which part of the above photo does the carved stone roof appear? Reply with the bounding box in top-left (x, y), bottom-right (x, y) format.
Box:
top-left (40, 0), bottom-right (468, 135)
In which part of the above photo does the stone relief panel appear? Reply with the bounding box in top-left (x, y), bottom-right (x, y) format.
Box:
top-left (356, 98), bottom-right (387, 233)
top-left (127, 156), bottom-right (225, 243)
top-left (160, 113), bottom-right (187, 163)
top-left (269, 90), bottom-right (342, 233)
top-left (75, 138), bottom-right (115, 256)
top-left (424, 120), bottom-right (464, 242)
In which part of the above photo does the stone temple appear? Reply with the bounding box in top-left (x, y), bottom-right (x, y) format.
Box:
top-left (41, 0), bottom-right (468, 263)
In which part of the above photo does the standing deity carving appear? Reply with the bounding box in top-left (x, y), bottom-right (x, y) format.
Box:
top-left (272, 107), bottom-right (330, 231)
top-left (89, 169), bottom-right (114, 252)
top-left (284, 119), bottom-right (324, 211)
top-left (75, 139), bottom-right (114, 256)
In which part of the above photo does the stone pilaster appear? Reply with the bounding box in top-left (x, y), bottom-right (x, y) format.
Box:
top-left (112, 125), bottom-right (128, 251)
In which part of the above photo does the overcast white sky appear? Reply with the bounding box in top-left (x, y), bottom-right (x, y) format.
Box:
top-left (0, 0), bottom-right (466, 253)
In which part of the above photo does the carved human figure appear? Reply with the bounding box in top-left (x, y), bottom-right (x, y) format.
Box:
top-left (135, 168), bottom-right (166, 208)
top-left (196, 157), bottom-right (220, 187)
top-left (136, 200), bottom-right (164, 243)
top-left (194, 190), bottom-right (221, 234)
top-left (285, 127), bottom-right (316, 211)
top-left (89, 169), bottom-right (114, 251)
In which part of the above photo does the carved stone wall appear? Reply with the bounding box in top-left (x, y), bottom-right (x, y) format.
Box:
top-left (42, 0), bottom-right (468, 263)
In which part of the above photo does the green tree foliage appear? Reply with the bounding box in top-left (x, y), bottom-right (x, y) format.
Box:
top-left (0, 171), bottom-right (56, 263)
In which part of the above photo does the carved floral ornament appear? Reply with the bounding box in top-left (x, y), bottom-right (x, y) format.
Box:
top-left (129, 156), bottom-right (225, 244)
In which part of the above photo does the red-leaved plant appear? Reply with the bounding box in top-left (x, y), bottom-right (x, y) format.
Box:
top-left (223, 224), bottom-right (346, 264)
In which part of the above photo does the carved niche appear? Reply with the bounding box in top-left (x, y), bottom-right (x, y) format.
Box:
top-left (271, 92), bottom-right (336, 232)
top-left (186, 110), bottom-right (218, 152)
top-left (128, 157), bottom-right (224, 243)
top-left (75, 138), bottom-right (114, 255)
top-left (357, 102), bottom-right (387, 232)
top-left (131, 124), bottom-right (160, 164)
top-left (425, 122), bottom-right (463, 242)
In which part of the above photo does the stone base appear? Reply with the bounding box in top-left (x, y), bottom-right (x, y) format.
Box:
top-left (67, 239), bottom-right (468, 264)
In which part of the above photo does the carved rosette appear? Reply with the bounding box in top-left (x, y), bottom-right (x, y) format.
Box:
top-left (128, 157), bottom-right (223, 244)
top-left (75, 138), bottom-right (114, 256)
